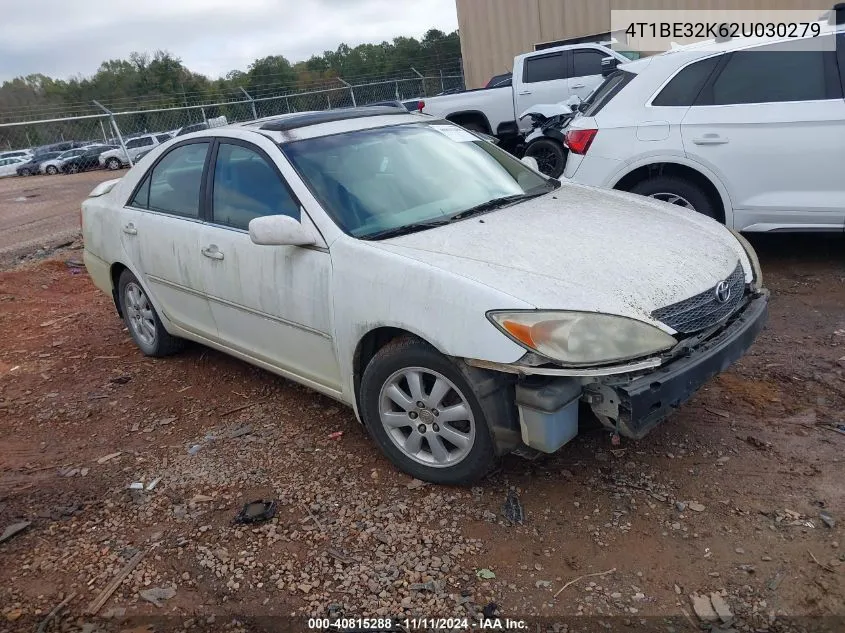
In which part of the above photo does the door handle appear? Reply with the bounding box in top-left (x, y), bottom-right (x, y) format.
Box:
top-left (692, 134), bottom-right (729, 145)
top-left (122, 223), bottom-right (137, 236)
top-left (571, 83), bottom-right (585, 89)
top-left (201, 245), bottom-right (224, 261)
top-left (518, 90), bottom-right (532, 96)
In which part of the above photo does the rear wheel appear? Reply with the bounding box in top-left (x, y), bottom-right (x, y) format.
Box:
top-left (67, 163), bottom-right (79, 174)
top-left (106, 157), bottom-right (121, 171)
top-left (117, 270), bottom-right (184, 357)
top-left (629, 176), bottom-right (716, 219)
top-left (19, 168), bottom-right (31, 176)
top-left (360, 337), bottom-right (496, 485)
top-left (45, 165), bottom-right (58, 175)
top-left (524, 138), bottom-right (566, 178)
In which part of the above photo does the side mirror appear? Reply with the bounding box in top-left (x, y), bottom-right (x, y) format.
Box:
top-left (601, 56), bottom-right (620, 77)
top-left (249, 214), bottom-right (315, 247)
top-left (521, 156), bottom-right (539, 171)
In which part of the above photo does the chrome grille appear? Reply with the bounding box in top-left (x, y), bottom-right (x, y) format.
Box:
top-left (652, 263), bottom-right (746, 334)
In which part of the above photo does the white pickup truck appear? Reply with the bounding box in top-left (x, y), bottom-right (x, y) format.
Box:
top-left (414, 43), bottom-right (633, 139)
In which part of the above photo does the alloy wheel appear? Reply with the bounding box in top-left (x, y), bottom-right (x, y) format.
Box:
top-left (378, 367), bottom-right (476, 468)
top-left (124, 282), bottom-right (157, 347)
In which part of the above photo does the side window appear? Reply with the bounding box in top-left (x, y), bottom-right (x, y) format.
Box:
top-left (572, 50), bottom-right (607, 77)
top-left (146, 142), bottom-right (209, 218)
top-left (653, 55), bottom-right (721, 106)
top-left (212, 143), bottom-right (300, 231)
top-left (706, 38), bottom-right (838, 105)
top-left (156, 134), bottom-right (172, 143)
top-left (130, 174), bottom-right (151, 209)
top-left (523, 52), bottom-right (567, 83)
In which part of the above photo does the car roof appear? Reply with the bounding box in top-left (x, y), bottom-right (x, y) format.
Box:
top-left (200, 107), bottom-right (432, 143)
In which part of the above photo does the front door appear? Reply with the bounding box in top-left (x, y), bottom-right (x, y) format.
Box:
top-left (121, 140), bottom-right (217, 337)
top-left (569, 48), bottom-right (612, 101)
top-left (198, 139), bottom-right (341, 391)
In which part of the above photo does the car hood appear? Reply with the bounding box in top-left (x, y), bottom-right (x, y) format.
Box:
top-left (370, 182), bottom-right (750, 330)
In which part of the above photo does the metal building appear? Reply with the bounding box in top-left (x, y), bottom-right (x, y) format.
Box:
top-left (455, 0), bottom-right (829, 88)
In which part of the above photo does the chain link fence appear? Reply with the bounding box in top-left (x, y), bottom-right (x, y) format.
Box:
top-left (0, 69), bottom-right (464, 177)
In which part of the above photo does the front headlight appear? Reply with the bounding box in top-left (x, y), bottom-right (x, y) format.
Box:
top-left (730, 230), bottom-right (763, 291)
top-left (487, 310), bottom-right (677, 366)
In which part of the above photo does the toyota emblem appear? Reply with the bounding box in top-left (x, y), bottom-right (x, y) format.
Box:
top-left (714, 280), bottom-right (732, 304)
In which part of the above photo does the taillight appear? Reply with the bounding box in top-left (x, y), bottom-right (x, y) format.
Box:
top-left (565, 128), bottom-right (598, 155)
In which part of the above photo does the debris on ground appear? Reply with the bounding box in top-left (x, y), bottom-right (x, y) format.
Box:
top-left (819, 511), bottom-right (836, 529)
top-left (0, 521), bottom-right (31, 544)
top-left (95, 451), bottom-right (121, 464)
top-left (327, 431), bottom-right (343, 440)
top-left (227, 425), bottom-right (253, 439)
top-left (138, 586), bottom-right (176, 607)
top-left (406, 478), bottom-right (428, 490)
top-left (688, 501), bottom-right (706, 512)
top-left (233, 500), bottom-right (277, 524)
top-left (476, 568), bottom-right (496, 580)
top-left (690, 593), bottom-right (719, 622)
top-left (501, 488), bottom-right (525, 525)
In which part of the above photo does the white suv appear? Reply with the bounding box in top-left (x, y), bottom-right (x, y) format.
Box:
top-left (563, 16), bottom-right (845, 232)
top-left (99, 134), bottom-right (172, 170)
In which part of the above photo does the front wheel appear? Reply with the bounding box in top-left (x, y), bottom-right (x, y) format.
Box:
top-left (45, 165), bottom-right (58, 175)
top-left (629, 176), bottom-right (717, 220)
top-left (106, 157), bottom-right (122, 171)
top-left (524, 138), bottom-right (567, 178)
top-left (359, 337), bottom-right (496, 485)
top-left (19, 169), bottom-right (31, 176)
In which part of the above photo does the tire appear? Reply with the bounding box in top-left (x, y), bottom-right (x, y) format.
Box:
top-left (106, 157), bottom-right (122, 171)
top-left (67, 163), bottom-right (79, 174)
top-left (19, 168), bottom-right (31, 177)
top-left (524, 138), bottom-right (566, 178)
top-left (359, 337), bottom-right (496, 485)
top-left (45, 165), bottom-right (58, 175)
top-left (629, 176), bottom-right (717, 219)
top-left (117, 270), bottom-right (184, 357)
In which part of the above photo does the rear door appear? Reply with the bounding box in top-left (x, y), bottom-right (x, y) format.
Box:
top-left (515, 50), bottom-right (572, 130)
top-left (681, 36), bottom-right (845, 231)
top-left (120, 139), bottom-right (217, 337)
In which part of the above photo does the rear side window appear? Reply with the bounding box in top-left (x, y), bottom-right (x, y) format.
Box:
top-left (652, 55), bottom-right (721, 106)
top-left (523, 52), bottom-right (567, 83)
top-left (703, 38), bottom-right (840, 105)
top-left (126, 137), bottom-right (154, 149)
top-left (137, 142), bottom-right (209, 218)
top-left (582, 70), bottom-right (636, 116)
top-left (572, 50), bottom-right (607, 77)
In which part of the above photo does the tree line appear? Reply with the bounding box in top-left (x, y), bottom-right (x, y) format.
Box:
top-left (0, 29), bottom-right (462, 121)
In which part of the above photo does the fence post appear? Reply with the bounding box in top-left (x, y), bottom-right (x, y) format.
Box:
top-left (285, 95), bottom-right (291, 113)
top-left (394, 81), bottom-right (400, 100)
top-left (25, 130), bottom-right (32, 148)
top-left (240, 87), bottom-right (258, 120)
top-left (98, 119), bottom-right (108, 143)
top-left (410, 67), bottom-right (425, 99)
top-left (337, 78), bottom-right (356, 107)
top-left (440, 70), bottom-right (445, 93)
top-left (326, 91), bottom-right (332, 110)
top-left (201, 107), bottom-right (208, 125)
top-left (93, 100), bottom-right (132, 167)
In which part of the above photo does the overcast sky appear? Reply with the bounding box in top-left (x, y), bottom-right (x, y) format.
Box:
top-left (0, 0), bottom-right (459, 83)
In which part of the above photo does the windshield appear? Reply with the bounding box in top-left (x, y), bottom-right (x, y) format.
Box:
top-left (282, 122), bottom-right (555, 239)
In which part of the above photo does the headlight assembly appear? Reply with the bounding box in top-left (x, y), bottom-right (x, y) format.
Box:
top-left (487, 310), bottom-right (677, 366)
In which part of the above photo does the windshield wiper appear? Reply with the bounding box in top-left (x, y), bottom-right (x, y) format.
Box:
top-left (360, 218), bottom-right (452, 241)
top-left (447, 188), bottom-right (555, 221)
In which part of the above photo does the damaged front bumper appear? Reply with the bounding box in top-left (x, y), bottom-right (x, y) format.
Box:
top-left (468, 291), bottom-right (769, 453)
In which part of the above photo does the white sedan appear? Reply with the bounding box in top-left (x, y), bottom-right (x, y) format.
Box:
top-left (82, 107), bottom-right (768, 484)
top-left (0, 156), bottom-right (27, 177)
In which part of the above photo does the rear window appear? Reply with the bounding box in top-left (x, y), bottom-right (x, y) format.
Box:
top-left (581, 70), bottom-right (636, 116)
top-left (652, 56), bottom-right (721, 106)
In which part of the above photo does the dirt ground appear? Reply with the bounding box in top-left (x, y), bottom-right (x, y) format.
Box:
top-left (0, 171), bottom-right (117, 269)
top-left (0, 173), bottom-right (844, 633)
